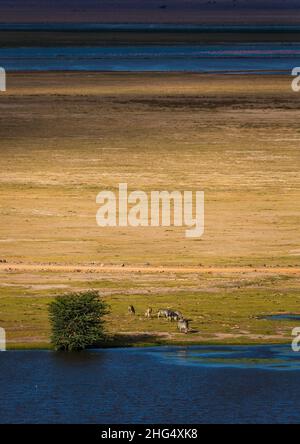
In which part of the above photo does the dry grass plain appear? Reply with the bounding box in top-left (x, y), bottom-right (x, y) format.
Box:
top-left (0, 72), bottom-right (299, 347)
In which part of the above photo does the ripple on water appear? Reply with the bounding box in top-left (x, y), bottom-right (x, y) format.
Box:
top-left (147, 345), bottom-right (300, 371)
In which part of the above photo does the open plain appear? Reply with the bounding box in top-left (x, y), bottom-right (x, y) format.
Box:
top-left (0, 72), bottom-right (299, 347)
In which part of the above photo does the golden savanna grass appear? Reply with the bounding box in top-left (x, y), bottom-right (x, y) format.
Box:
top-left (0, 73), bottom-right (299, 347)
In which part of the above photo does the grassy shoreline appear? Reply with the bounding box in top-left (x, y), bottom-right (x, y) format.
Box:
top-left (7, 338), bottom-right (293, 351)
top-left (2, 266), bottom-right (300, 349)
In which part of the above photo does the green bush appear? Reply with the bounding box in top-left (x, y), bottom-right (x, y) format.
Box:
top-left (49, 290), bottom-right (109, 351)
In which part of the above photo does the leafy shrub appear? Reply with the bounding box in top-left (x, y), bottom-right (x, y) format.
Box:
top-left (49, 290), bottom-right (109, 351)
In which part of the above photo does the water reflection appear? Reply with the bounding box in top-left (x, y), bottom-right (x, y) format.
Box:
top-left (151, 345), bottom-right (300, 371)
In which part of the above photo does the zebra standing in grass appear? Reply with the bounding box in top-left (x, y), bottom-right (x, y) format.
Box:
top-left (145, 307), bottom-right (153, 318)
top-left (177, 319), bottom-right (189, 334)
top-left (167, 311), bottom-right (179, 322)
top-left (158, 309), bottom-right (184, 321)
top-left (167, 310), bottom-right (184, 322)
top-left (128, 305), bottom-right (135, 315)
top-left (157, 309), bottom-right (170, 319)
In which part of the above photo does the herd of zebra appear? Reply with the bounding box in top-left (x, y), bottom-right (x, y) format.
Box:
top-left (128, 305), bottom-right (190, 334)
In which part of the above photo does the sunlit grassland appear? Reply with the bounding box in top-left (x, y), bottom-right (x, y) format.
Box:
top-left (0, 73), bottom-right (299, 348)
top-left (1, 270), bottom-right (299, 348)
top-left (0, 73), bottom-right (299, 267)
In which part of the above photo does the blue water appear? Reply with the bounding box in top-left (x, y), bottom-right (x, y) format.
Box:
top-left (0, 43), bottom-right (300, 72)
top-left (1, 24), bottom-right (300, 32)
top-left (264, 314), bottom-right (300, 321)
top-left (1, 345), bottom-right (300, 424)
top-left (1, 23), bottom-right (300, 72)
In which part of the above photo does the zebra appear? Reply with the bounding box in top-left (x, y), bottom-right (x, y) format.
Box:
top-left (128, 305), bottom-right (135, 315)
top-left (174, 310), bottom-right (184, 320)
top-left (145, 307), bottom-right (153, 318)
top-left (157, 309), bottom-right (170, 319)
top-left (158, 309), bottom-right (184, 321)
top-left (167, 310), bottom-right (181, 322)
top-left (177, 319), bottom-right (189, 334)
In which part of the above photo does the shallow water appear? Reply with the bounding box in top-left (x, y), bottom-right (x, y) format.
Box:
top-left (264, 314), bottom-right (300, 321)
top-left (1, 23), bottom-right (299, 73)
top-left (0, 43), bottom-right (299, 72)
top-left (1, 345), bottom-right (300, 424)
top-left (2, 24), bottom-right (300, 32)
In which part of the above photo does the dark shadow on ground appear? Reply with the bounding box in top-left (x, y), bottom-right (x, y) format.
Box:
top-left (102, 333), bottom-right (167, 348)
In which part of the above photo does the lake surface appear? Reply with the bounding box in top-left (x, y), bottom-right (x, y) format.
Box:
top-left (264, 314), bottom-right (300, 321)
top-left (2, 24), bottom-right (300, 32)
top-left (1, 345), bottom-right (300, 424)
top-left (0, 43), bottom-right (299, 72)
top-left (1, 24), bottom-right (300, 72)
